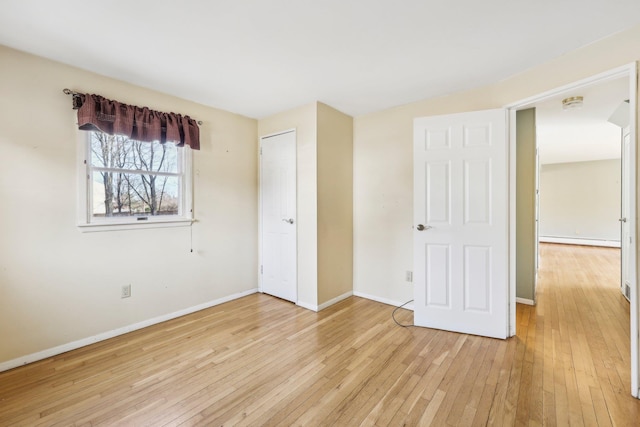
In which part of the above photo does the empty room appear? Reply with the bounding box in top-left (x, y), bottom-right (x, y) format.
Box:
top-left (1, 1), bottom-right (640, 425)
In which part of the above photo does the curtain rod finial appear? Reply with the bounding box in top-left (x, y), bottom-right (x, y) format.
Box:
top-left (63, 88), bottom-right (73, 95)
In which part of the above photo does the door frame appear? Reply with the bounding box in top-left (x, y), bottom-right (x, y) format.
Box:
top-left (258, 128), bottom-right (298, 301)
top-left (505, 63), bottom-right (639, 398)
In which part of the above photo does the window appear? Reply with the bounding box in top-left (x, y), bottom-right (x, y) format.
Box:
top-left (78, 131), bottom-right (192, 231)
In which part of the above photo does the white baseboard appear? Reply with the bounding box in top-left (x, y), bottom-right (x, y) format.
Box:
top-left (539, 236), bottom-right (621, 248)
top-left (0, 288), bottom-right (259, 373)
top-left (353, 291), bottom-right (415, 311)
top-left (296, 301), bottom-right (317, 312)
top-left (318, 291), bottom-right (353, 311)
top-left (296, 292), bottom-right (353, 312)
top-left (516, 297), bottom-right (535, 306)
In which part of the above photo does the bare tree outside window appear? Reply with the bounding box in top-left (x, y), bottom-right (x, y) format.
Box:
top-left (89, 132), bottom-right (181, 218)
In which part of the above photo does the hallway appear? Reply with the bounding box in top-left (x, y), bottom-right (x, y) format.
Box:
top-left (519, 242), bottom-right (636, 425)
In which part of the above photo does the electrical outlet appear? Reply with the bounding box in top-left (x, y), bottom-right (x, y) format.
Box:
top-left (121, 284), bottom-right (131, 299)
top-left (406, 271), bottom-right (413, 282)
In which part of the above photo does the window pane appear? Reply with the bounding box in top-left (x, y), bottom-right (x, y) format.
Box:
top-left (91, 171), bottom-right (180, 217)
top-left (90, 133), bottom-right (136, 169)
top-left (90, 132), bottom-right (178, 173)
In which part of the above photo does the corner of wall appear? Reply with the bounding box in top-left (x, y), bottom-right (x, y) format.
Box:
top-left (316, 103), bottom-right (354, 305)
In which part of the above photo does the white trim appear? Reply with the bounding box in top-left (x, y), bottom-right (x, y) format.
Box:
top-left (90, 167), bottom-right (180, 178)
top-left (504, 64), bottom-right (634, 110)
top-left (516, 297), bottom-right (535, 306)
top-left (258, 133), bottom-right (263, 293)
top-left (260, 128), bottom-right (296, 140)
top-left (539, 236), bottom-right (621, 248)
top-left (76, 118), bottom-right (89, 225)
top-left (629, 62), bottom-right (639, 399)
top-left (0, 288), bottom-right (258, 373)
top-left (508, 109), bottom-right (517, 337)
top-left (183, 145), bottom-right (194, 221)
top-left (296, 293), bottom-right (359, 313)
top-left (78, 218), bottom-right (193, 232)
top-left (317, 291), bottom-right (353, 311)
top-left (353, 291), bottom-right (415, 311)
top-left (296, 301), bottom-right (318, 312)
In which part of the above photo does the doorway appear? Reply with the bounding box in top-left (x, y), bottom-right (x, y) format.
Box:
top-left (508, 64), bottom-right (638, 398)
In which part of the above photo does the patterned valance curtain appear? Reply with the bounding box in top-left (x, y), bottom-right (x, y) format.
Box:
top-left (72, 93), bottom-right (200, 150)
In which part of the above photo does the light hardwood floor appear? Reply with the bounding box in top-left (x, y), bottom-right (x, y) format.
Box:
top-left (1, 243), bottom-right (639, 426)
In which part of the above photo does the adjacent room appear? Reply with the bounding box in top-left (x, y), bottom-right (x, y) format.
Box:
top-left (2, 1), bottom-right (640, 425)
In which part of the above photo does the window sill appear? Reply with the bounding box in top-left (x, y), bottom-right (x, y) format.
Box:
top-left (77, 218), bottom-right (193, 233)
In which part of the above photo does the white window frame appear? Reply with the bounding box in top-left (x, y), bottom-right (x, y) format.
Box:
top-left (76, 130), bottom-right (193, 232)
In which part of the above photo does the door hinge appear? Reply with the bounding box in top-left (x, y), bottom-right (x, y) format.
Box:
top-left (260, 147), bottom-right (262, 155)
top-left (260, 265), bottom-right (263, 274)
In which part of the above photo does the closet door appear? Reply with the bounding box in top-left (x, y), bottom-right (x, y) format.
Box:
top-left (260, 131), bottom-right (297, 302)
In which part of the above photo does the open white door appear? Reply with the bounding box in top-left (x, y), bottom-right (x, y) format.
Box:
top-left (260, 131), bottom-right (297, 303)
top-left (413, 109), bottom-right (509, 339)
top-left (535, 146), bottom-right (540, 290)
top-left (621, 127), bottom-right (633, 302)
top-left (620, 124), bottom-right (639, 397)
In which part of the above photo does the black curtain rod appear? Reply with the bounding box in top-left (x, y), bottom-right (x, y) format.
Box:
top-left (62, 88), bottom-right (203, 125)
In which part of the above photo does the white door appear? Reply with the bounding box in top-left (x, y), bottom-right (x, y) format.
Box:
top-left (535, 146), bottom-right (540, 291)
top-left (413, 109), bottom-right (509, 339)
top-left (260, 131), bottom-right (297, 302)
top-left (621, 127), bottom-right (633, 302)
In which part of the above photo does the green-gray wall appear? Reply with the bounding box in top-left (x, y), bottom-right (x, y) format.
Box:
top-left (516, 108), bottom-right (537, 302)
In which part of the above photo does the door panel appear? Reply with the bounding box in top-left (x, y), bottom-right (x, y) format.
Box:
top-left (425, 244), bottom-right (451, 308)
top-left (261, 131), bottom-right (297, 302)
top-left (426, 161), bottom-right (451, 224)
top-left (414, 109), bottom-right (508, 339)
top-left (464, 160), bottom-right (491, 224)
top-left (464, 245), bottom-right (491, 312)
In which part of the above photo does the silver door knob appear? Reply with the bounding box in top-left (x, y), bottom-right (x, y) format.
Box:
top-left (619, 218), bottom-right (627, 222)
top-left (416, 224), bottom-right (431, 231)
top-left (282, 218), bottom-right (294, 224)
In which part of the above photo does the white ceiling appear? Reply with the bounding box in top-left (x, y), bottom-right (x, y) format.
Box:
top-left (1, 0), bottom-right (639, 119)
top-left (536, 77), bottom-right (629, 165)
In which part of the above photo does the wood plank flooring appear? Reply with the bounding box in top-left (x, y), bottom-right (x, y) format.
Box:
top-left (0, 243), bottom-right (638, 425)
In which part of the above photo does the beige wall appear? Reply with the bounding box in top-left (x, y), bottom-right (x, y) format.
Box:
top-left (516, 109), bottom-right (537, 301)
top-left (258, 102), bottom-right (354, 308)
top-left (317, 103), bottom-right (353, 304)
top-left (540, 159), bottom-right (621, 242)
top-left (353, 25), bottom-right (640, 305)
top-left (0, 46), bottom-right (258, 364)
top-left (258, 103), bottom-right (319, 307)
